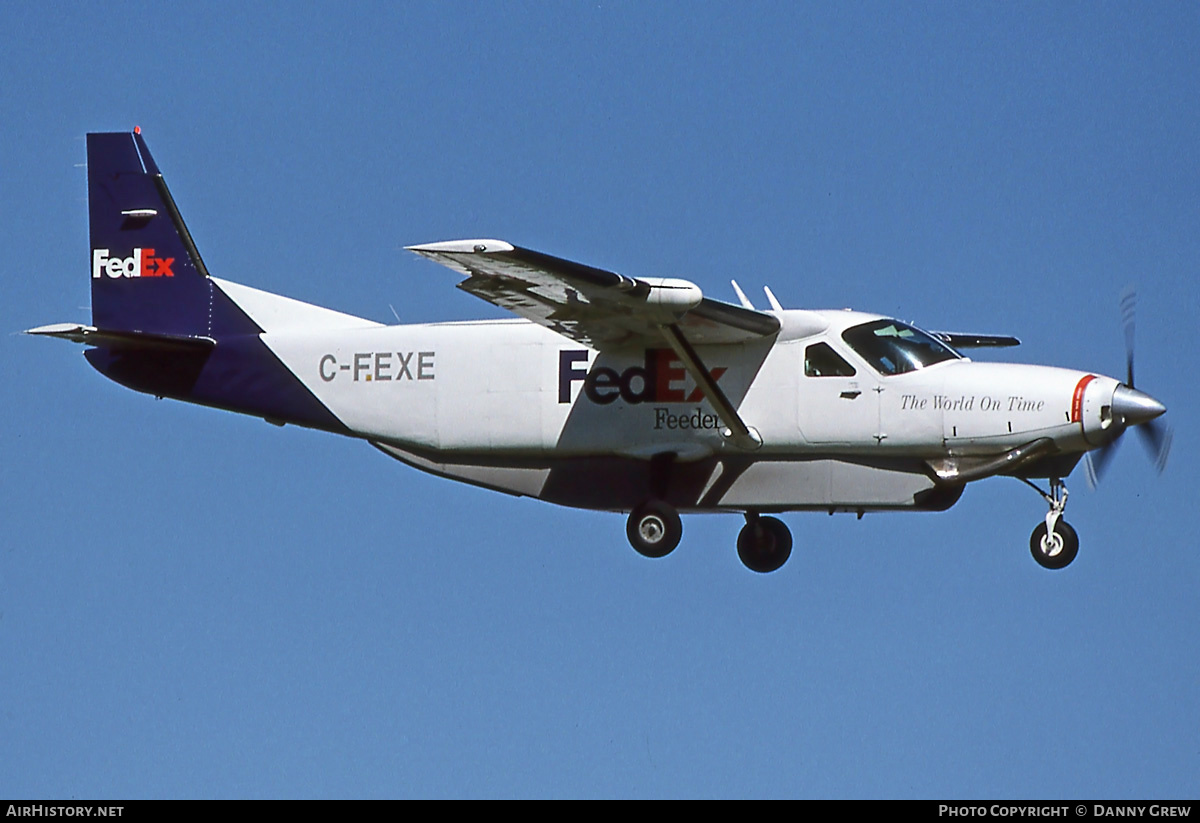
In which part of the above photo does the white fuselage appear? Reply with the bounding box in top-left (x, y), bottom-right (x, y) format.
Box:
top-left (254, 307), bottom-right (1106, 459)
top-left (220, 281), bottom-right (1119, 514)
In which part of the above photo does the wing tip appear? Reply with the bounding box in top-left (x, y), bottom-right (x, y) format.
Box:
top-left (406, 238), bottom-right (515, 255)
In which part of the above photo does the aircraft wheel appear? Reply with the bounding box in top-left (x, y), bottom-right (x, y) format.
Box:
top-left (626, 501), bottom-right (682, 559)
top-left (1029, 520), bottom-right (1079, 570)
top-left (737, 516), bottom-right (792, 573)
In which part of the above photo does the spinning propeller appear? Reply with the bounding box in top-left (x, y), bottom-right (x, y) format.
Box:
top-left (1085, 289), bottom-right (1172, 488)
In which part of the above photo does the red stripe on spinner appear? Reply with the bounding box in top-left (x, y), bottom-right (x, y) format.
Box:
top-left (1071, 374), bottom-right (1096, 423)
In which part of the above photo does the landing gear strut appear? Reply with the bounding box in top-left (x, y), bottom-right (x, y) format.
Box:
top-left (626, 500), bottom-right (682, 558)
top-left (1022, 478), bottom-right (1079, 569)
top-left (737, 512), bottom-right (793, 573)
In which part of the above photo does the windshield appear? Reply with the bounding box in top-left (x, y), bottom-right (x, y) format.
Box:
top-left (841, 320), bottom-right (959, 375)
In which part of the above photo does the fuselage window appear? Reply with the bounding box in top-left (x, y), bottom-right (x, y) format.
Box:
top-left (804, 342), bottom-right (856, 377)
top-left (841, 320), bottom-right (959, 376)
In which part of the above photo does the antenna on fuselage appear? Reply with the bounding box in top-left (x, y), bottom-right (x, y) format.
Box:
top-left (730, 280), bottom-right (754, 309)
top-left (763, 286), bottom-right (783, 312)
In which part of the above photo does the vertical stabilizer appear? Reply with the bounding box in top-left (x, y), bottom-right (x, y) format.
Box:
top-left (87, 131), bottom-right (256, 339)
top-left (75, 131), bottom-right (350, 433)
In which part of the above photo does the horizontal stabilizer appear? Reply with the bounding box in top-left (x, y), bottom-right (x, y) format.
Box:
top-left (25, 323), bottom-right (214, 352)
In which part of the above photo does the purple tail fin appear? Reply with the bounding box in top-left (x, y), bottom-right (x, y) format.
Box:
top-left (82, 131), bottom-right (348, 433)
top-left (88, 131), bottom-right (252, 338)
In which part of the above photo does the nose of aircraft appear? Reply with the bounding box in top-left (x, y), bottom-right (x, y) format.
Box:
top-left (1112, 385), bottom-right (1167, 426)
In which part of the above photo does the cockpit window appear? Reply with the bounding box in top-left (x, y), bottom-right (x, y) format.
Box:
top-left (804, 342), bottom-right (856, 377)
top-left (841, 320), bottom-right (959, 376)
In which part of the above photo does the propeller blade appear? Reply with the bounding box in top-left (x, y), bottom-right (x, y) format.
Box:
top-left (1085, 438), bottom-right (1122, 490)
top-left (1136, 418), bottom-right (1173, 474)
top-left (1120, 287), bottom-right (1137, 388)
top-left (1089, 288), bottom-right (1169, 488)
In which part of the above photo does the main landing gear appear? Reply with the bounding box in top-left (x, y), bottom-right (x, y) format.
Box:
top-left (736, 512), bottom-right (793, 574)
top-left (1022, 477), bottom-right (1079, 570)
top-left (626, 500), bottom-right (683, 559)
top-left (625, 502), bottom-right (794, 573)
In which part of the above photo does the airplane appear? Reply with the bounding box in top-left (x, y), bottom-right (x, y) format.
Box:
top-left (29, 130), bottom-right (1172, 573)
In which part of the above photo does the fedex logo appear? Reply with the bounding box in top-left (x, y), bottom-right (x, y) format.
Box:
top-left (92, 248), bottom-right (175, 279)
top-left (559, 349), bottom-right (726, 405)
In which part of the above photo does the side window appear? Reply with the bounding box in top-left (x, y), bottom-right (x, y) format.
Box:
top-left (804, 342), bottom-right (856, 377)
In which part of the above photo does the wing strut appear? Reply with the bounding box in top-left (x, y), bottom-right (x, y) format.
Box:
top-left (659, 323), bottom-right (762, 451)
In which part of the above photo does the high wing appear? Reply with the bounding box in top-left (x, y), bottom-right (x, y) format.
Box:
top-left (406, 239), bottom-right (780, 349)
top-left (408, 239), bottom-right (779, 449)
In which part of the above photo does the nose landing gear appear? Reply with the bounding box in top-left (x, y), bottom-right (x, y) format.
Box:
top-left (1022, 478), bottom-right (1079, 569)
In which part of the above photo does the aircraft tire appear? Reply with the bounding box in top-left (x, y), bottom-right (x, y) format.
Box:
top-left (737, 516), bottom-right (792, 573)
top-left (1029, 520), bottom-right (1079, 570)
top-left (626, 501), bottom-right (682, 559)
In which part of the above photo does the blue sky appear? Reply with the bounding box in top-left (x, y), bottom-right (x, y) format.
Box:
top-left (2, 1), bottom-right (1197, 798)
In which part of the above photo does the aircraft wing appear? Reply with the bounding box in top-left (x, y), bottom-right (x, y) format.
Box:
top-left (407, 239), bottom-right (780, 349)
